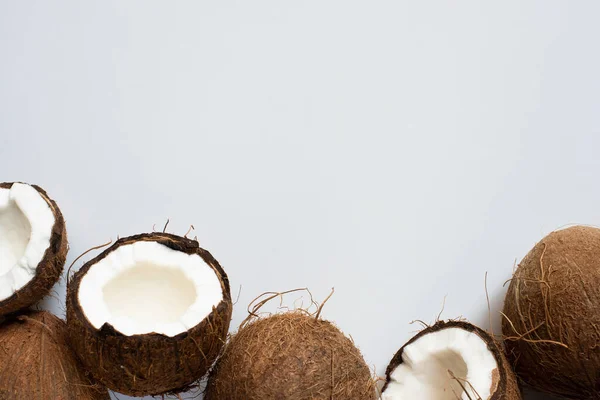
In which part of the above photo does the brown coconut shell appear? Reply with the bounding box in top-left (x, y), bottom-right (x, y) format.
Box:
top-left (205, 312), bottom-right (376, 400)
top-left (383, 320), bottom-right (522, 400)
top-left (0, 182), bottom-right (68, 317)
top-left (0, 311), bottom-right (108, 400)
top-left (66, 232), bottom-right (232, 396)
top-left (503, 226), bottom-right (600, 399)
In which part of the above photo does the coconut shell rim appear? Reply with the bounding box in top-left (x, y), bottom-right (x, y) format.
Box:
top-left (0, 181), bottom-right (67, 316)
top-left (382, 320), bottom-right (514, 399)
top-left (68, 232), bottom-right (232, 340)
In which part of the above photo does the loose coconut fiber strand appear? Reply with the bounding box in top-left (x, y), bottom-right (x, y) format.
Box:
top-left (0, 311), bottom-right (108, 400)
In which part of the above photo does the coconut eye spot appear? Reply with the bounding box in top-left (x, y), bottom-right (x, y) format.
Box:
top-left (102, 263), bottom-right (198, 329)
top-left (383, 327), bottom-right (497, 400)
top-left (78, 240), bottom-right (225, 337)
top-left (0, 200), bottom-right (31, 276)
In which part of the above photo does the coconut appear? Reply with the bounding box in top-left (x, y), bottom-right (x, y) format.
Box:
top-left (0, 310), bottom-right (108, 399)
top-left (204, 312), bottom-right (376, 400)
top-left (0, 182), bottom-right (67, 317)
top-left (66, 232), bottom-right (232, 396)
top-left (502, 226), bottom-right (600, 399)
top-left (382, 320), bottom-right (521, 400)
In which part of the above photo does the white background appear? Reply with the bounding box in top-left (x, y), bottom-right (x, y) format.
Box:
top-left (1, 2), bottom-right (596, 399)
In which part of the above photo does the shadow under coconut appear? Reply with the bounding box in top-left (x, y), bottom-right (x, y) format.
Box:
top-left (107, 388), bottom-right (205, 400)
top-left (522, 387), bottom-right (563, 400)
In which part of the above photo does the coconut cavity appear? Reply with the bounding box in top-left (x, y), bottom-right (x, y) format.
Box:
top-left (102, 262), bottom-right (197, 330)
top-left (0, 182), bottom-right (67, 317)
top-left (383, 321), bottom-right (521, 400)
top-left (67, 233), bottom-right (232, 396)
top-left (0, 311), bottom-right (109, 400)
top-left (77, 239), bottom-right (223, 337)
top-left (503, 226), bottom-right (600, 399)
top-left (0, 196), bottom-right (31, 276)
top-left (205, 312), bottom-right (376, 400)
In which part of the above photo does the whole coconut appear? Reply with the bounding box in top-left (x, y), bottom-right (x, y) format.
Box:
top-left (0, 311), bottom-right (108, 400)
top-left (205, 312), bottom-right (375, 400)
top-left (503, 226), bottom-right (600, 399)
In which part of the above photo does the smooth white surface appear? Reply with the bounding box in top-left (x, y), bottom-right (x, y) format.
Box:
top-left (78, 241), bottom-right (223, 336)
top-left (0, 183), bottom-right (54, 301)
top-left (0, 1), bottom-right (595, 399)
top-left (383, 327), bottom-right (497, 400)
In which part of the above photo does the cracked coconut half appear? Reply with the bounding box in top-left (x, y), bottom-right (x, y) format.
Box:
top-left (382, 321), bottom-right (521, 400)
top-left (0, 182), bottom-right (67, 317)
top-left (67, 232), bottom-right (232, 396)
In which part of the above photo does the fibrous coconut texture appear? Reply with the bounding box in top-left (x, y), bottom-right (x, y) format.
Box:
top-left (0, 182), bottom-right (67, 317)
top-left (383, 320), bottom-right (521, 400)
top-left (205, 312), bottom-right (376, 400)
top-left (66, 233), bottom-right (232, 396)
top-left (0, 311), bottom-right (108, 400)
top-left (503, 226), bottom-right (600, 399)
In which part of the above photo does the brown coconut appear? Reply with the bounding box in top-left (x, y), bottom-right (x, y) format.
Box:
top-left (205, 312), bottom-right (376, 400)
top-left (66, 233), bottom-right (232, 396)
top-left (0, 182), bottom-right (67, 317)
top-left (382, 320), bottom-right (521, 400)
top-left (503, 226), bottom-right (600, 399)
top-left (0, 311), bottom-right (108, 400)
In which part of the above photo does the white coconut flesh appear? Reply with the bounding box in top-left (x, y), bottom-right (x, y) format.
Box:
top-left (78, 241), bottom-right (224, 337)
top-left (383, 328), bottom-right (498, 400)
top-left (0, 183), bottom-right (54, 302)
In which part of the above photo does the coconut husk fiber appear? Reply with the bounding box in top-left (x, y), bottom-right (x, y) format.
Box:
top-left (503, 226), bottom-right (600, 399)
top-left (205, 312), bottom-right (376, 400)
top-left (0, 311), bottom-right (108, 400)
top-left (0, 182), bottom-right (68, 317)
top-left (66, 233), bottom-right (232, 397)
top-left (383, 320), bottom-right (522, 400)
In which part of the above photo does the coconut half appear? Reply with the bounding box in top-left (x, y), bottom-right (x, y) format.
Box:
top-left (383, 321), bottom-right (521, 400)
top-left (0, 182), bottom-right (67, 317)
top-left (66, 233), bottom-right (232, 396)
top-left (0, 311), bottom-right (108, 400)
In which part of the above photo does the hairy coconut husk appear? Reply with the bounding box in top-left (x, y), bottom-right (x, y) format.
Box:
top-left (66, 233), bottom-right (232, 396)
top-left (0, 182), bottom-right (68, 317)
top-left (503, 226), bottom-right (600, 399)
top-left (383, 320), bottom-right (521, 400)
top-left (0, 311), bottom-right (108, 400)
top-left (205, 312), bottom-right (376, 400)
